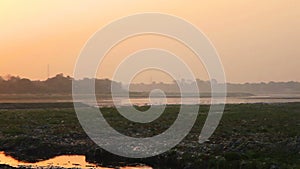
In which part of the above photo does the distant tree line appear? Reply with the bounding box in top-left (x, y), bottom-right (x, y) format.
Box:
top-left (129, 79), bottom-right (300, 95)
top-left (0, 74), bottom-right (299, 95)
top-left (0, 74), bottom-right (123, 94)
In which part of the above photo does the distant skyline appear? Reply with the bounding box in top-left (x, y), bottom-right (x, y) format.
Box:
top-left (1, 73), bottom-right (299, 84)
top-left (1, 73), bottom-right (300, 95)
top-left (1, 1), bottom-right (299, 83)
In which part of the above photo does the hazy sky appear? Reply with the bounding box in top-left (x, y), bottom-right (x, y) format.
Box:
top-left (1, 1), bottom-right (299, 83)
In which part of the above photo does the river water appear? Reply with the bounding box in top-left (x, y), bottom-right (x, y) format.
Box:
top-left (0, 152), bottom-right (151, 169)
top-left (95, 95), bottom-right (300, 107)
top-left (1, 95), bottom-right (299, 107)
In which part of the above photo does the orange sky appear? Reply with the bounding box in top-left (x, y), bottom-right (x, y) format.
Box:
top-left (0, 1), bottom-right (299, 83)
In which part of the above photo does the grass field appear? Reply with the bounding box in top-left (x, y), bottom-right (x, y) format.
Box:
top-left (0, 102), bottom-right (299, 169)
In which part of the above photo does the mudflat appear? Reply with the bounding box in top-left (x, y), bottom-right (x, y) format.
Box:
top-left (0, 102), bottom-right (299, 169)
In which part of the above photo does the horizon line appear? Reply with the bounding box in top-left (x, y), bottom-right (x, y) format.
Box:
top-left (1, 73), bottom-right (299, 85)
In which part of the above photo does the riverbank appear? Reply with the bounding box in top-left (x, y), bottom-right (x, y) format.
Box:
top-left (0, 102), bottom-right (299, 169)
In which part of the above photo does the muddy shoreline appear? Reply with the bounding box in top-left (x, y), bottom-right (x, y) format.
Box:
top-left (0, 102), bottom-right (299, 169)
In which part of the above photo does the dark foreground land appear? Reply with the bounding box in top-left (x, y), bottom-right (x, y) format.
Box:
top-left (0, 102), bottom-right (299, 169)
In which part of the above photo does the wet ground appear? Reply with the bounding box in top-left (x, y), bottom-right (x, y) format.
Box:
top-left (0, 102), bottom-right (299, 169)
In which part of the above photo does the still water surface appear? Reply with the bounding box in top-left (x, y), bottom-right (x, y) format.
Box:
top-left (2, 96), bottom-right (300, 107)
top-left (0, 152), bottom-right (151, 169)
top-left (94, 95), bottom-right (300, 107)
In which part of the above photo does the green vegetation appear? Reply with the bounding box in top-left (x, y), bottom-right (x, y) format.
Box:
top-left (0, 102), bottom-right (299, 169)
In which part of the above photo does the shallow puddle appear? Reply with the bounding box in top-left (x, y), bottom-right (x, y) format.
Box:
top-left (0, 152), bottom-right (152, 169)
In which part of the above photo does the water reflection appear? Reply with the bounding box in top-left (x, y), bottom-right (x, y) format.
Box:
top-left (0, 152), bottom-right (152, 169)
top-left (95, 96), bottom-right (300, 107)
top-left (1, 95), bottom-right (300, 107)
